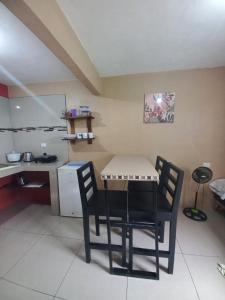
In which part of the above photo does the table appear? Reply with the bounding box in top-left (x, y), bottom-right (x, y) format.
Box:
top-left (101, 155), bottom-right (160, 279)
top-left (101, 155), bottom-right (159, 182)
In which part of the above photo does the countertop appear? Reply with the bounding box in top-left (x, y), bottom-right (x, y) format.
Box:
top-left (0, 161), bottom-right (66, 178)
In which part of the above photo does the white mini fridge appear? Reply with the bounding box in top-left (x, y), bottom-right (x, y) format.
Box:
top-left (58, 161), bottom-right (87, 217)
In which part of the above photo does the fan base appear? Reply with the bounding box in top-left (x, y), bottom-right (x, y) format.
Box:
top-left (183, 207), bottom-right (207, 222)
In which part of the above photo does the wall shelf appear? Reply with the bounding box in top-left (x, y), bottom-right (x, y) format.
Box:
top-left (62, 137), bottom-right (95, 142)
top-left (62, 115), bottom-right (94, 121)
top-left (63, 114), bottom-right (95, 144)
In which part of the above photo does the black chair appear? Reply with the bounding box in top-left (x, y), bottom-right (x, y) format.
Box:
top-left (128, 155), bottom-right (167, 192)
top-left (129, 162), bottom-right (184, 274)
top-left (128, 180), bottom-right (160, 280)
top-left (128, 155), bottom-right (167, 242)
top-left (77, 161), bottom-right (127, 264)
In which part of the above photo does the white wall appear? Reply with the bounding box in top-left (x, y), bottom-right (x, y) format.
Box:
top-left (0, 94), bottom-right (69, 163)
top-left (9, 95), bottom-right (69, 162)
top-left (0, 96), bottom-right (14, 163)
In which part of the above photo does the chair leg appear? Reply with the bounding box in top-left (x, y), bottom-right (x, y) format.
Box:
top-left (155, 224), bottom-right (160, 280)
top-left (159, 221), bottom-right (165, 243)
top-left (95, 214), bottom-right (100, 236)
top-left (168, 220), bottom-right (177, 274)
top-left (128, 227), bottom-right (133, 271)
top-left (122, 224), bottom-right (127, 267)
top-left (83, 214), bottom-right (91, 263)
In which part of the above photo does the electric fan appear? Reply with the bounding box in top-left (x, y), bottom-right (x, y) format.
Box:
top-left (183, 166), bottom-right (213, 221)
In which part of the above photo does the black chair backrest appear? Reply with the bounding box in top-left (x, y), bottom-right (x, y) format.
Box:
top-left (160, 162), bottom-right (184, 215)
top-left (155, 156), bottom-right (167, 192)
top-left (77, 161), bottom-right (97, 213)
top-left (155, 156), bottom-right (167, 179)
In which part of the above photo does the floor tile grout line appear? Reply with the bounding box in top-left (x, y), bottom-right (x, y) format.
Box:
top-left (181, 252), bottom-right (201, 300)
top-left (1, 277), bottom-right (55, 298)
top-left (54, 296), bottom-right (67, 300)
top-left (0, 226), bottom-right (85, 242)
top-left (125, 276), bottom-right (128, 300)
top-left (54, 256), bottom-right (76, 297)
top-left (2, 234), bottom-right (43, 278)
top-left (53, 243), bottom-right (84, 298)
top-left (176, 239), bottom-right (201, 300)
top-left (175, 238), bottom-right (224, 258)
top-left (181, 252), bottom-right (222, 258)
top-left (176, 238), bottom-right (184, 255)
top-left (1, 232), bottom-right (84, 299)
top-left (0, 226), bottom-right (45, 236)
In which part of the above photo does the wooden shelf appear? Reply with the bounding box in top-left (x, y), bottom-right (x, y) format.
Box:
top-left (62, 137), bottom-right (95, 144)
top-left (62, 115), bottom-right (94, 121)
top-left (21, 183), bottom-right (49, 189)
top-left (62, 114), bottom-right (95, 144)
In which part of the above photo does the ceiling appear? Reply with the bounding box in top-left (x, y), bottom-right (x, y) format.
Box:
top-left (0, 3), bottom-right (75, 86)
top-left (1, 1), bottom-right (225, 86)
top-left (57, 0), bottom-right (225, 77)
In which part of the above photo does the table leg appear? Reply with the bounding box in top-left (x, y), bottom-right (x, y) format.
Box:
top-left (154, 181), bottom-right (160, 279)
top-left (128, 226), bottom-right (133, 272)
top-left (104, 180), bottom-right (112, 272)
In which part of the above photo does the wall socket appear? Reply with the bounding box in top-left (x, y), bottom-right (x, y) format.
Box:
top-left (203, 162), bottom-right (211, 168)
top-left (41, 143), bottom-right (47, 148)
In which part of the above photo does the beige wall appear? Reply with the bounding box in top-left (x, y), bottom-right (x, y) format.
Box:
top-left (8, 67), bottom-right (225, 206)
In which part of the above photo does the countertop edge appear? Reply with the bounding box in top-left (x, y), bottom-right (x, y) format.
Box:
top-left (0, 161), bottom-right (66, 178)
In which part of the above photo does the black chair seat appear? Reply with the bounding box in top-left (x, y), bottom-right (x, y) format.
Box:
top-left (128, 191), bottom-right (171, 222)
top-left (128, 181), bottom-right (155, 192)
top-left (88, 190), bottom-right (127, 217)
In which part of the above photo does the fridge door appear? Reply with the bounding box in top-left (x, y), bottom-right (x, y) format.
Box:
top-left (58, 168), bottom-right (83, 217)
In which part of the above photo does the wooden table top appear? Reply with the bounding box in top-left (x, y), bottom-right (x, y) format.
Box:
top-left (101, 155), bottom-right (159, 181)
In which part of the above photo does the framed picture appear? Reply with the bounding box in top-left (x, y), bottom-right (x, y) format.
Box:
top-left (144, 92), bottom-right (175, 123)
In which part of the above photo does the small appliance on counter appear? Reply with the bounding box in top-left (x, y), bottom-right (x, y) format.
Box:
top-left (34, 153), bottom-right (58, 164)
top-left (23, 152), bottom-right (34, 162)
top-left (6, 151), bottom-right (22, 163)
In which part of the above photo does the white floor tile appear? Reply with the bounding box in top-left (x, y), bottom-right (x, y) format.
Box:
top-left (177, 211), bottom-right (225, 257)
top-left (184, 255), bottom-right (225, 300)
top-left (0, 207), bottom-right (33, 230)
top-left (0, 203), bottom-right (225, 300)
top-left (56, 249), bottom-right (127, 300)
top-left (45, 216), bottom-right (85, 239)
top-left (132, 221), bottom-right (181, 253)
top-left (0, 205), bottom-right (51, 233)
top-left (127, 254), bottom-right (199, 300)
top-left (5, 236), bottom-right (82, 296)
top-left (0, 279), bottom-right (53, 300)
top-left (0, 229), bottom-right (41, 277)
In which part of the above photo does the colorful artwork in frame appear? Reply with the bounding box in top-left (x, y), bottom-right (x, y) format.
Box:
top-left (144, 92), bottom-right (175, 123)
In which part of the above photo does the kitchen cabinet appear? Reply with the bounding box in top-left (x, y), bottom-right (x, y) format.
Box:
top-left (0, 171), bottom-right (50, 208)
top-left (0, 161), bottom-right (64, 215)
top-left (0, 174), bottom-right (18, 210)
top-left (16, 171), bottom-right (51, 205)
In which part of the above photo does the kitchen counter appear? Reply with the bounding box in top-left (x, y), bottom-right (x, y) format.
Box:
top-left (0, 164), bottom-right (24, 178)
top-left (0, 161), bottom-right (66, 215)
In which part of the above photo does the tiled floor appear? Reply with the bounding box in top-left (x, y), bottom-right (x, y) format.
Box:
top-left (0, 204), bottom-right (224, 300)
